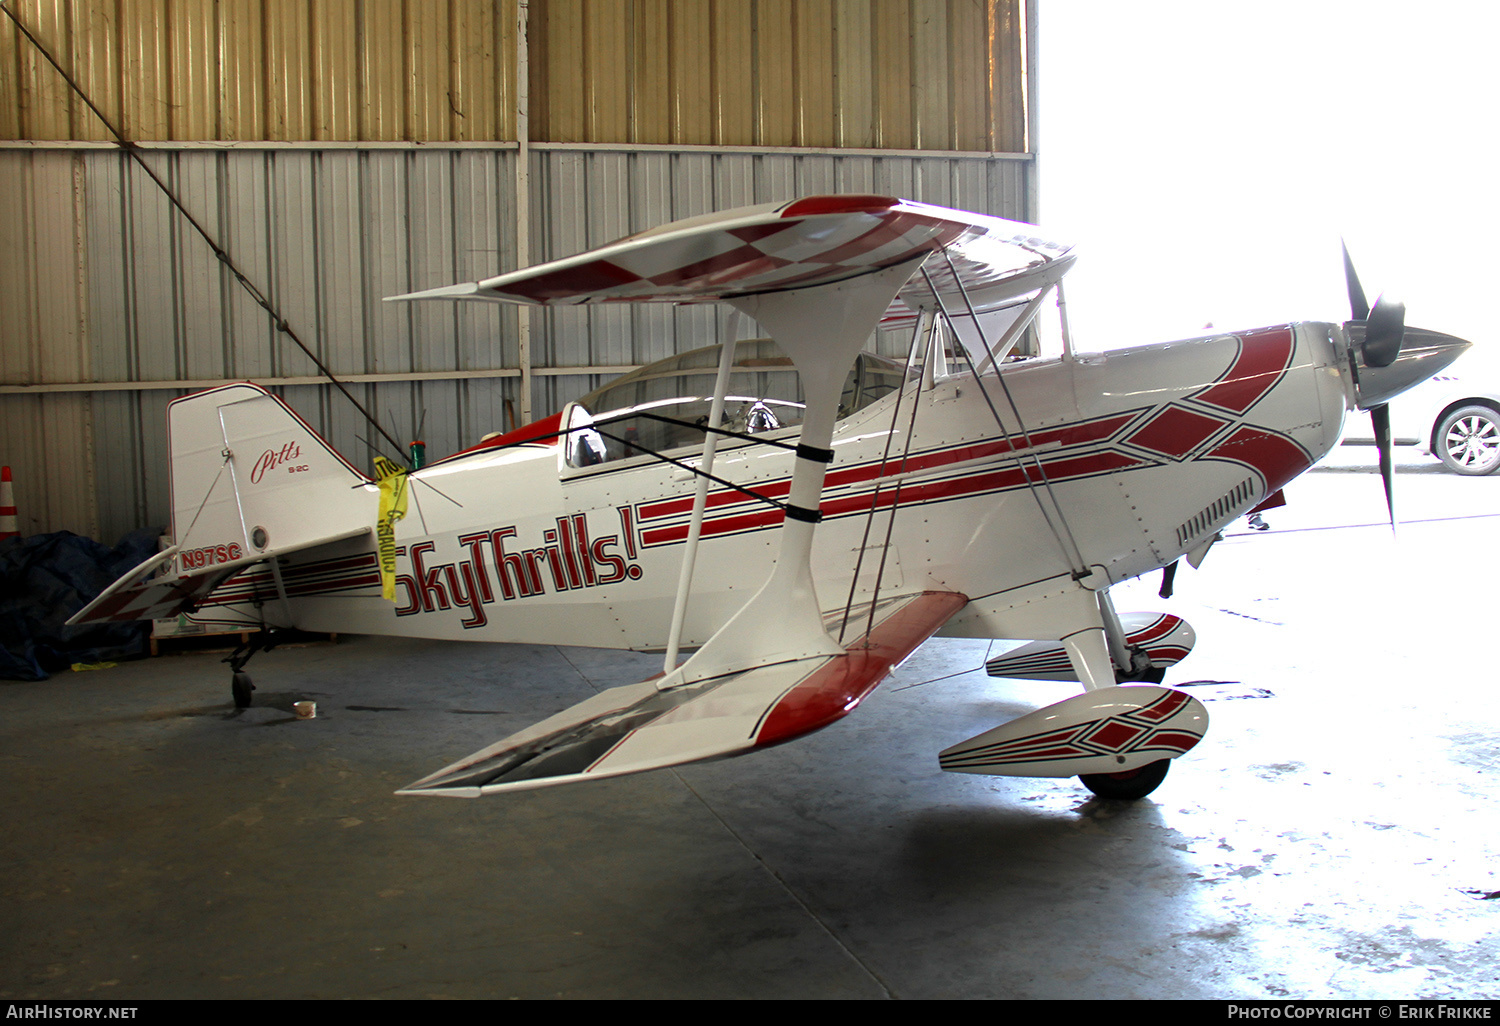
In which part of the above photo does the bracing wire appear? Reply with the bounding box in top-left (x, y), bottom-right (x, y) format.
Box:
top-left (920, 263), bottom-right (1091, 578)
top-left (0, 3), bottom-right (411, 464)
top-left (837, 314), bottom-right (929, 643)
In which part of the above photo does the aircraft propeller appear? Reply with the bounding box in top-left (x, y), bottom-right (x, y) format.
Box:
top-left (1341, 242), bottom-right (1405, 525)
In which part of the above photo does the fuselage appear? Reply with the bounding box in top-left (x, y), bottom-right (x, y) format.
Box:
top-left (197, 322), bottom-right (1349, 648)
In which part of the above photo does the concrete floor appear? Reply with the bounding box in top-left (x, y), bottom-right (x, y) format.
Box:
top-left (3, 445), bottom-right (1498, 999)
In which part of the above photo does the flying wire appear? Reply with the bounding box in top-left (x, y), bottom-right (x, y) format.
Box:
top-left (921, 261), bottom-right (1091, 578)
top-left (860, 324), bottom-right (934, 644)
top-left (0, 2), bottom-right (410, 465)
top-left (888, 641), bottom-right (995, 692)
top-left (837, 314), bottom-right (929, 643)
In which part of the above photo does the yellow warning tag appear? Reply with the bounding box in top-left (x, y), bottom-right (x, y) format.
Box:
top-left (373, 457), bottom-right (409, 602)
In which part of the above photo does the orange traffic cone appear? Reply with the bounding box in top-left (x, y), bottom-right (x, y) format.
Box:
top-left (0, 466), bottom-right (18, 541)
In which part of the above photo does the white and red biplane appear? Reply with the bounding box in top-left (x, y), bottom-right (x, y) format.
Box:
top-left (70, 195), bottom-right (1468, 801)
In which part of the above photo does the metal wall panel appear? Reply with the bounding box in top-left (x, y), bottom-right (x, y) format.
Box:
top-left (72, 146), bottom-right (525, 387)
top-left (4, 145), bottom-right (530, 541)
top-left (1, 0), bottom-right (522, 143)
top-left (528, 145), bottom-right (1029, 411)
top-left (0, 148), bottom-right (97, 537)
top-left (3, 1), bottom-right (1024, 151)
top-left (0, 144), bottom-right (1026, 540)
top-left (0, 0), bottom-right (1034, 542)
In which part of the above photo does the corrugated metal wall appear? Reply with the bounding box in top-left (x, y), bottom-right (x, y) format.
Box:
top-left (0, 0), bottom-right (521, 143)
top-left (528, 0), bottom-right (1025, 152)
top-left (1, 1), bottom-right (1023, 149)
top-left (527, 145), bottom-right (1031, 413)
top-left (0, 0), bottom-right (1035, 543)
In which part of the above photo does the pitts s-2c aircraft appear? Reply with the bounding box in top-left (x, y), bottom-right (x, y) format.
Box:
top-left (71, 195), bottom-right (1469, 801)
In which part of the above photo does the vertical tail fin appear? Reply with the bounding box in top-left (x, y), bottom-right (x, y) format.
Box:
top-left (168, 384), bottom-right (373, 570)
top-left (68, 385), bottom-right (376, 627)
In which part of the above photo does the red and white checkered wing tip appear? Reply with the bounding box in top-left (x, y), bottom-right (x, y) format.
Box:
top-left (384, 195), bottom-right (1074, 320)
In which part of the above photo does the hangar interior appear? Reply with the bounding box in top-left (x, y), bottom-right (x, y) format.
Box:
top-left (2, 0), bottom-right (1497, 1000)
top-left (1, 0), bottom-right (1032, 543)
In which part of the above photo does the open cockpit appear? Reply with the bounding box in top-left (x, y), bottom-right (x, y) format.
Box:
top-left (559, 338), bottom-right (915, 470)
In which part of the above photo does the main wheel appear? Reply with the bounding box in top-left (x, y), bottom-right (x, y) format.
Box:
top-left (1436, 405), bottom-right (1500, 476)
top-left (1079, 758), bottom-right (1170, 800)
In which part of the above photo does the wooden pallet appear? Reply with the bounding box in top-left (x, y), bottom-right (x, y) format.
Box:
top-left (149, 629), bottom-right (337, 657)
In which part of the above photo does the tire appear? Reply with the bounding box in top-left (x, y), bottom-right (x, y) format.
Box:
top-left (1435, 405), bottom-right (1500, 476)
top-left (1079, 758), bottom-right (1170, 800)
top-left (232, 671), bottom-right (255, 709)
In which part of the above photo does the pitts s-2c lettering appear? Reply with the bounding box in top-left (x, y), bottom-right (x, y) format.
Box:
top-left (71, 195), bottom-right (1469, 803)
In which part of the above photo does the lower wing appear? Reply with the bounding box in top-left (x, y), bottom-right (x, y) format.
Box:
top-left (399, 590), bottom-right (967, 797)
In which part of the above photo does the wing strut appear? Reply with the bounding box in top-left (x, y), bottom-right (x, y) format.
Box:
top-left (652, 255), bottom-right (930, 688)
top-left (663, 313), bottom-right (744, 673)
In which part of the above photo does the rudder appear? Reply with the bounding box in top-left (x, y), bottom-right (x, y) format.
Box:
top-left (169, 384), bottom-right (373, 573)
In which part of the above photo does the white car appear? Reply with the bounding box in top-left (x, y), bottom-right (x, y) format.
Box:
top-left (1342, 368), bottom-right (1500, 475)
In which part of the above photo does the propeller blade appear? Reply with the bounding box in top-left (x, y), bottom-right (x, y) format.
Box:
top-left (1364, 294), bottom-right (1406, 368)
top-left (1342, 240), bottom-right (1370, 321)
top-left (1370, 403), bottom-right (1395, 528)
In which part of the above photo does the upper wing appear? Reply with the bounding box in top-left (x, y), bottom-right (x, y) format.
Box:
top-left (398, 590), bottom-right (966, 797)
top-left (386, 194), bottom-right (1074, 323)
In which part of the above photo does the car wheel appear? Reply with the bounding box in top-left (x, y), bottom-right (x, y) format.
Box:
top-left (1436, 405), bottom-right (1500, 476)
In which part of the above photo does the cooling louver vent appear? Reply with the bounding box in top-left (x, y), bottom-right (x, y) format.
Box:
top-left (1176, 478), bottom-right (1256, 547)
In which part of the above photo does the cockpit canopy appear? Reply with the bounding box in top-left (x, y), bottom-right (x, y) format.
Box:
top-left (565, 339), bottom-right (914, 469)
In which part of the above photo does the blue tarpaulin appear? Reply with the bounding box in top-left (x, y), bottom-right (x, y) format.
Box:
top-left (0, 529), bottom-right (159, 681)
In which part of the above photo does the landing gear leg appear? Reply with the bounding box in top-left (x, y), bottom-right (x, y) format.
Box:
top-left (1115, 662), bottom-right (1166, 684)
top-left (224, 628), bottom-right (280, 709)
top-left (1096, 588), bottom-right (1163, 684)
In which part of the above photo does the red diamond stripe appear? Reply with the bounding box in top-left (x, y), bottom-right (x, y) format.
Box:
top-left (984, 746), bottom-right (1093, 763)
top-left (1132, 689), bottom-right (1191, 722)
top-left (1086, 719), bottom-right (1149, 750)
top-left (499, 260), bottom-right (645, 302)
top-left (1125, 405), bottom-right (1229, 459)
top-left (644, 244), bottom-right (792, 287)
top-left (728, 222), bottom-right (801, 244)
top-left (1203, 426), bottom-right (1311, 493)
top-left (1194, 327), bottom-right (1295, 413)
top-left (809, 215), bottom-right (936, 265)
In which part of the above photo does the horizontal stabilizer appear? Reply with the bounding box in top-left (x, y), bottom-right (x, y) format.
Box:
top-left (399, 590), bottom-right (967, 797)
top-left (66, 527), bottom-right (370, 626)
